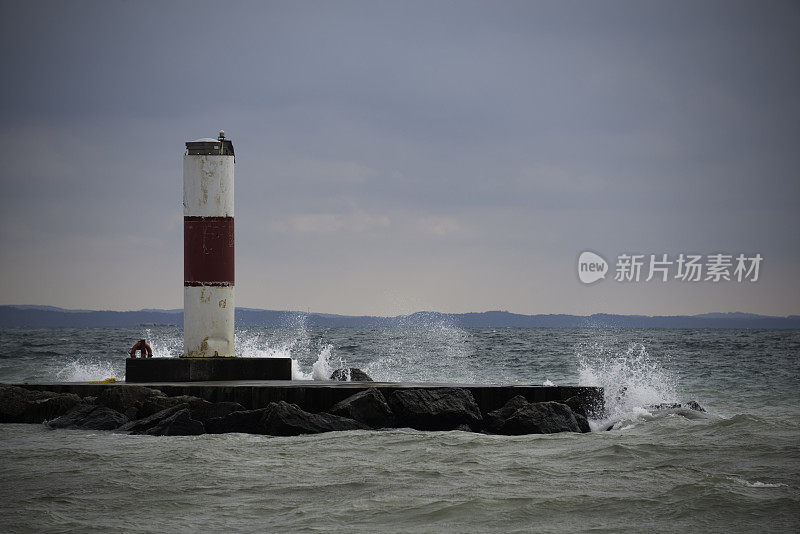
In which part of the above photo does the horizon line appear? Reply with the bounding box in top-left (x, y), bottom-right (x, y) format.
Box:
top-left (1, 304), bottom-right (797, 319)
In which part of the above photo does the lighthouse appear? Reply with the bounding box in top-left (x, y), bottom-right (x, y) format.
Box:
top-left (126, 132), bottom-right (291, 381)
top-left (183, 131), bottom-right (235, 357)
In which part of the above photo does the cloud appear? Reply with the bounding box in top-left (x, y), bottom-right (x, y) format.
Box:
top-left (413, 216), bottom-right (462, 237)
top-left (269, 208), bottom-right (391, 235)
top-left (0, 1), bottom-right (798, 315)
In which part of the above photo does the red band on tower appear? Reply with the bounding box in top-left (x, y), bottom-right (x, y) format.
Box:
top-left (184, 216), bottom-right (235, 285)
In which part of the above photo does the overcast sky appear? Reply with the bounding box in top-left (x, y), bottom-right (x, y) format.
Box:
top-left (0, 0), bottom-right (798, 316)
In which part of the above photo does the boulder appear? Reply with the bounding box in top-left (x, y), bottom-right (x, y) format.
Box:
top-left (95, 385), bottom-right (165, 417)
top-left (139, 395), bottom-right (244, 423)
top-left (327, 388), bottom-right (395, 428)
top-left (491, 401), bottom-right (584, 435)
top-left (137, 395), bottom-right (212, 419)
top-left (484, 395), bottom-right (530, 432)
top-left (260, 401), bottom-right (367, 436)
top-left (143, 408), bottom-right (204, 436)
top-left (646, 401), bottom-right (707, 413)
top-left (0, 385), bottom-right (51, 423)
top-left (573, 412), bottom-right (591, 433)
top-left (190, 401), bottom-right (246, 423)
top-left (330, 368), bottom-right (373, 382)
top-left (684, 400), bottom-right (706, 413)
top-left (118, 404), bottom-right (188, 433)
top-left (564, 390), bottom-right (604, 419)
top-left (206, 408), bottom-right (270, 434)
top-left (563, 395), bottom-right (589, 419)
top-left (388, 388), bottom-right (483, 431)
top-left (0, 385), bottom-right (83, 424)
top-left (135, 395), bottom-right (242, 423)
top-left (47, 404), bottom-right (129, 431)
top-left (207, 402), bottom-right (367, 436)
top-left (25, 393), bottom-right (82, 423)
top-left (644, 400), bottom-right (708, 420)
top-left (646, 402), bottom-right (681, 411)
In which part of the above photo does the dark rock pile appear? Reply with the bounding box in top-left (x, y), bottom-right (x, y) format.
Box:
top-left (329, 367), bottom-right (373, 381)
top-left (1, 384), bottom-right (598, 437)
top-left (1, 385), bottom-right (82, 424)
top-left (485, 396), bottom-right (589, 434)
top-left (388, 387), bottom-right (483, 431)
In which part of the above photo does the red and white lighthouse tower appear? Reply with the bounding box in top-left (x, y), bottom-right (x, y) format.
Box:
top-left (183, 131), bottom-right (235, 357)
top-left (127, 132), bottom-right (291, 380)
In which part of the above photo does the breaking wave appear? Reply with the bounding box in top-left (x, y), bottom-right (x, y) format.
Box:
top-left (577, 340), bottom-right (681, 429)
top-left (55, 359), bottom-right (123, 382)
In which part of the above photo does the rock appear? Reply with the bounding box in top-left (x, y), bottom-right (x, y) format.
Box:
top-left (138, 395), bottom-right (209, 419)
top-left (190, 401), bottom-right (246, 423)
top-left (260, 401), bottom-right (367, 436)
top-left (118, 404), bottom-right (188, 433)
top-left (136, 395), bottom-right (242, 424)
top-left (454, 424), bottom-right (473, 432)
top-left (684, 400), bottom-right (706, 413)
top-left (143, 408), bottom-right (205, 436)
top-left (644, 400), bottom-right (708, 420)
top-left (646, 401), bottom-right (707, 413)
top-left (484, 395), bottom-right (530, 432)
top-left (492, 401), bottom-right (583, 435)
top-left (388, 388), bottom-right (483, 431)
top-left (573, 412), bottom-right (591, 433)
top-left (0, 385), bottom-right (82, 424)
top-left (327, 388), bottom-right (395, 428)
top-left (0, 385), bottom-right (51, 423)
top-left (25, 393), bottom-right (82, 423)
top-left (330, 368), bottom-right (373, 382)
top-left (207, 402), bottom-right (367, 436)
top-left (486, 396), bottom-right (589, 434)
top-left (47, 404), bottom-right (129, 431)
top-left (206, 408), bottom-right (270, 434)
top-left (646, 402), bottom-right (681, 411)
top-left (564, 390), bottom-right (604, 419)
top-left (96, 385), bottom-right (165, 415)
top-left (563, 395), bottom-right (589, 418)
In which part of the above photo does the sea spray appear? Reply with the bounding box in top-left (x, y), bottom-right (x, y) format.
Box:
top-left (365, 321), bottom-right (476, 382)
top-left (236, 315), bottom-right (320, 379)
top-left (236, 323), bottom-right (347, 380)
top-left (56, 358), bottom-right (123, 382)
top-left (141, 328), bottom-right (182, 358)
top-left (577, 340), bottom-right (679, 428)
top-left (311, 344), bottom-right (346, 380)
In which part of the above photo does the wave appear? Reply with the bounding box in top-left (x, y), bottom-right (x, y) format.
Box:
top-left (576, 340), bottom-right (685, 430)
top-left (56, 359), bottom-right (123, 382)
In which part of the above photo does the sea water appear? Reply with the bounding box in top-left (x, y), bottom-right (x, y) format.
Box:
top-left (0, 325), bottom-right (798, 532)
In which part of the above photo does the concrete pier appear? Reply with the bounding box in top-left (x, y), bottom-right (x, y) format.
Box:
top-left (126, 357), bottom-right (292, 382)
top-left (12, 381), bottom-right (603, 415)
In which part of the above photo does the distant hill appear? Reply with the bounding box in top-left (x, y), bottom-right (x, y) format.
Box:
top-left (1, 305), bottom-right (798, 329)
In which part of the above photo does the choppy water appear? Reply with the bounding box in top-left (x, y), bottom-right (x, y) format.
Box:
top-left (1, 325), bottom-right (799, 532)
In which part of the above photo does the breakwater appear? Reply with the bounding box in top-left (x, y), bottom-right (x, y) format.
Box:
top-left (13, 381), bottom-right (602, 415)
top-left (2, 382), bottom-right (604, 436)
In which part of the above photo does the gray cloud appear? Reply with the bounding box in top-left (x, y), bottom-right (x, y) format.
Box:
top-left (0, 0), bottom-right (798, 315)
